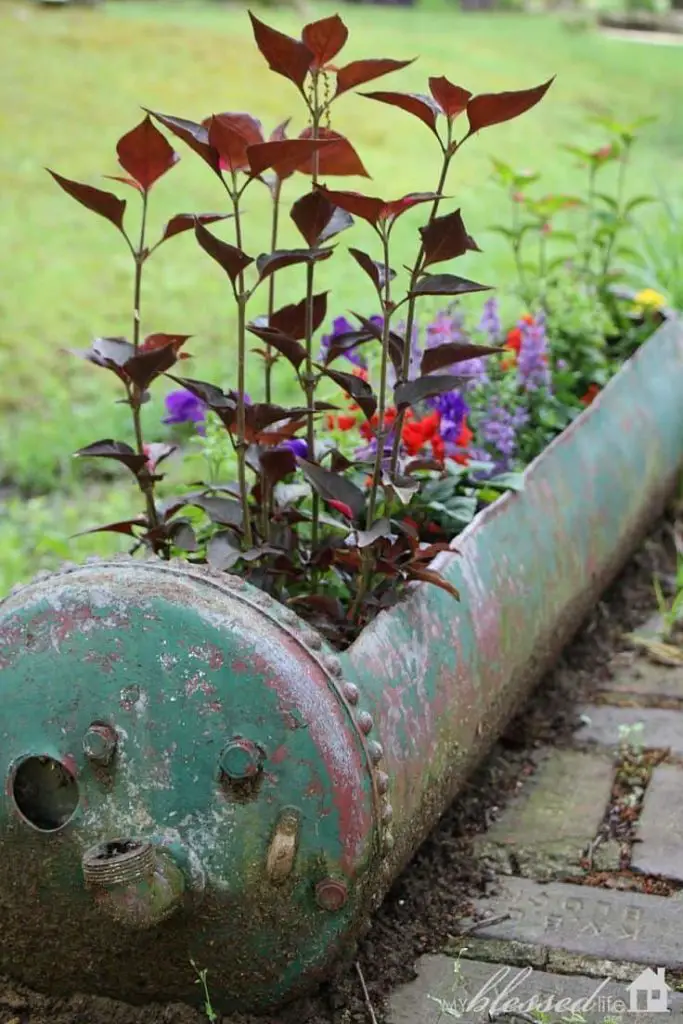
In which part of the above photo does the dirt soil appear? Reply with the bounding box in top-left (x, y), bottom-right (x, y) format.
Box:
top-left (0, 518), bottom-right (676, 1024)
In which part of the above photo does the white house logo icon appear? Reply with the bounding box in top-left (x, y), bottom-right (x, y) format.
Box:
top-left (627, 967), bottom-right (670, 1013)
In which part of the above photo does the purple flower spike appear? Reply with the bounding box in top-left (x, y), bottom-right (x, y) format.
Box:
top-left (477, 297), bottom-right (502, 343)
top-left (517, 313), bottom-right (551, 393)
top-left (476, 401), bottom-right (529, 473)
top-left (163, 389), bottom-right (207, 427)
top-left (434, 391), bottom-right (469, 443)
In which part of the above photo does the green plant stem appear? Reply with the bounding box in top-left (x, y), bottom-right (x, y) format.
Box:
top-left (130, 190), bottom-right (161, 541)
top-left (230, 182), bottom-right (254, 550)
top-left (581, 163), bottom-right (597, 278)
top-left (511, 192), bottom-right (529, 303)
top-left (600, 142), bottom-right (631, 287)
top-left (304, 73), bottom-right (322, 553)
top-left (388, 147), bottom-right (453, 477)
top-left (266, 179), bottom-right (281, 405)
top-left (367, 232), bottom-right (393, 528)
top-left (351, 231), bottom-right (393, 624)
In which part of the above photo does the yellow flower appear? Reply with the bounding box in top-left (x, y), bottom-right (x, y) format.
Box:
top-left (632, 288), bottom-right (666, 315)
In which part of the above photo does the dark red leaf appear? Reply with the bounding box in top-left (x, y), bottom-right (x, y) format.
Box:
top-left (256, 247), bottom-right (332, 282)
top-left (207, 530), bottom-right (242, 570)
top-left (116, 115), bottom-right (179, 191)
top-left (394, 374), bottom-right (464, 410)
top-left (143, 442), bottom-right (177, 472)
top-left (168, 519), bottom-right (198, 552)
top-left (352, 517), bottom-right (393, 549)
top-left (428, 77), bottom-right (472, 120)
top-left (314, 186), bottom-right (384, 225)
top-left (103, 174), bottom-right (142, 191)
top-left (192, 494), bottom-right (244, 527)
top-left (47, 170), bottom-right (126, 233)
top-left (296, 127), bottom-right (370, 178)
top-left (195, 221), bottom-right (253, 284)
top-left (349, 312), bottom-right (404, 376)
top-left (249, 13), bottom-right (314, 94)
top-left (74, 440), bottom-right (146, 476)
top-left (348, 247), bottom-right (396, 293)
top-left (319, 206), bottom-right (354, 243)
top-left (404, 458), bottom-right (444, 474)
top-left (403, 563), bottom-right (459, 598)
top-left (322, 328), bottom-right (375, 366)
top-left (206, 112), bottom-right (264, 173)
top-left (159, 212), bottom-right (231, 244)
top-left (410, 273), bottom-right (492, 297)
top-left (466, 78), bottom-right (554, 137)
top-left (420, 341), bottom-right (501, 375)
top-left (302, 14), bottom-right (348, 67)
top-left (74, 517), bottom-right (147, 539)
top-left (145, 110), bottom-right (221, 175)
top-left (247, 138), bottom-right (331, 179)
top-left (270, 119), bottom-right (290, 143)
top-left (335, 58), bottom-right (414, 98)
top-left (125, 334), bottom-right (191, 390)
top-left (166, 375), bottom-right (237, 414)
top-left (260, 447), bottom-right (297, 486)
top-left (270, 292), bottom-right (328, 341)
top-left (297, 458), bottom-right (365, 519)
top-left (291, 190), bottom-right (337, 246)
top-left (419, 208), bottom-right (476, 268)
top-left (247, 324), bottom-right (307, 371)
top-left (361, 91), bottom-right (440, 135)
top-left (320, 366), bottom-right (377, 421)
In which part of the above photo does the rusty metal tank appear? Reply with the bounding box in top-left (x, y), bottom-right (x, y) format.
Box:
top-left (1, 318), bottom-right (683, 1012)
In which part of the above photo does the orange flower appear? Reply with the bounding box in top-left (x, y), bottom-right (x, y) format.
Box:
top-left (503, 314), bottom-right (534, 370)
top-left (580, 383), bottom-right (601, 406)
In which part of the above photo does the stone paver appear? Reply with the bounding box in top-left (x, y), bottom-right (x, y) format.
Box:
top-left (388, 953), bottom-right (683, 1024)
top-left (632, 763), bottom-right (683, 882)
top-left (456, 876), bottom-right (683, 969)
top-left (600, 654), bottom-right (683, 699)
top-left (575, 704), bottom-right (683, 756)
top-left (474, 748), bottom-right (614, 880)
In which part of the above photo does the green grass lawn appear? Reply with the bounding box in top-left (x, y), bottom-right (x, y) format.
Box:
top-left (0, 0), bottom-right (681, 585)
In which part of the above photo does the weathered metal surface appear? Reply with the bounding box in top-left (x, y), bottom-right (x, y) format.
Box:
top-left (0, 318), bottom-right (682, 1011)
top-left (0, 563), bottom-right (385, 1010)
top-left (347, 317), bottom-right (683, 889)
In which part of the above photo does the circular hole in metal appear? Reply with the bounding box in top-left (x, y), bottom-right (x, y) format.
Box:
top-left (11, 755), bottom-right (79, 832)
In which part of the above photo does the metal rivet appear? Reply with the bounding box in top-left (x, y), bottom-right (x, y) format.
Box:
top-left (83, 723), bottom-right (117, 766)
top-left (375, 771), bottom-right (389, 795)
top-left (383, 831), bottom-right (395, 853)
top-left (302, 631), bottom-right (323, 650)
top-left (219, 738), bottom-right (264, 781)
top-left (280, 609), bottom-right (298, 627)
top-left (324, 656), bottom-right (343, 677)
top-left (382, 802), bottom-right (393, 824)
top-left (356, 710), bottom-right (373, 735)
top-left (342, 682), bottom-right (359, 705)
top-left (367, 741), bottom-right (384, 765)
top-left (315, 878), bottom-right (348, 912)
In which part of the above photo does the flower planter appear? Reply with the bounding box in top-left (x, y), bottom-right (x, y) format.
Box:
top-left (0, 316), bottom-right (682, 1013)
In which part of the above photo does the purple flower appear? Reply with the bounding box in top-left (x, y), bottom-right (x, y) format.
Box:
top-left (282, 438), bottom-right (308, 459)
top-left (517, 313), bottom-right (551, 393)
top-left (163, 389), bottom-right (206, 427)
top-left (475, 401), bottom-right (529, 472)
top-left (425, 308), bottom-right (467, 348)
top-left (434, 390), bottom-right (469, 444)
top-left (477, 297), bottom-right (502, 343)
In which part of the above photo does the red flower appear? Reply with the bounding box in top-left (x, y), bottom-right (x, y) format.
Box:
top-left (401, 410), bottom-right (441, 456)
top-left (338, 414), bottom-right (357, 431)
top-left (581, 383), bottom-right (601, 406)
top-left (360, 406), bottom-right (399, 441)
